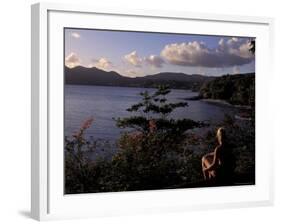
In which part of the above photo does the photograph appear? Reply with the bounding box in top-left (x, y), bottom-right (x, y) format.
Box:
top-left (64, 28), bottom-right (255, 194)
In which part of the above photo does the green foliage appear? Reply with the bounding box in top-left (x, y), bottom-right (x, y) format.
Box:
top-left (64, 118), bottom-right (115, 193)
top-left (220, 116), bottom-right (255, 182)
top-left (64, 125), bottom-right (204, 193)
top-left (116, 85), bottom-right (203, 133)
top-left (116, 116), bottom-right (203, 137)
top-left (199, 74), bottom-right (255, 106)
top-left (249, 39), bottom-right (255, 54)
top-left (125, 85), bottom-right (187, 117)
top-left (108, 132), bottom-right (203, 191)
top-left (110, 85), bottom-right (206, 190)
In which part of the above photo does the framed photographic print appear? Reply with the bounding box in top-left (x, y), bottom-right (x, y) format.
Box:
top-left (31, 2), bottom-right (274, 221)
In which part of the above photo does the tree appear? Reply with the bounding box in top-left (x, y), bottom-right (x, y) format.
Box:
top-left (249, 39), bottom-right (255, 54)
top-left (111, 85), bottom-right (205, 190)
top-left (115, 85), bottom-right (203, 137)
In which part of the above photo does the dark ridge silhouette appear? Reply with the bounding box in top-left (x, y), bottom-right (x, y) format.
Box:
top-left (199, 73), bottom-right (255, 105)
top-left (65, 66), bottom-right (214, 90)
top-left (65, 66), bottom-right (132, 86)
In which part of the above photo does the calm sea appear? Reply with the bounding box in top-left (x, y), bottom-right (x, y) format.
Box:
top-left (65, 85), bottom-right (235, 141)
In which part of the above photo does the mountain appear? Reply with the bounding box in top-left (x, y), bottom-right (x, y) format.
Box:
top-left (65, 66), bottom-right (213, 90)
top-left (135, 72), bottom-right (213, 90)
top-left (65, 66), bottom-right (132, 86)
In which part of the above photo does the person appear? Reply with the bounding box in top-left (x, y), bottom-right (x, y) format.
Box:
top-left (202, 127), bottom-right (227, 181)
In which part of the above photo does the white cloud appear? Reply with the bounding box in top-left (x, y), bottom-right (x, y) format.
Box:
top-left (65, 52), bottom-right (81, 68)
top-left (144, 55), bottom-right (165, 68)
top-left (220, 38), bottom-right (252, 59)
top-left (124, 51), bottom-right (142, 67)
top-left (197, 67), bottom-right (206, 75)
top-left (92, 57), bottom-right (112, 70)
top-left (125, 69), bottom-right (138, 77)
top-left (114, 67), bottom-right (144, 78)
top-left (232, 66), bottom-right (240, 74)
top-left (71, 32), bottom-right (80, 39)
top-left (161, 38), bottom-right (254, 68)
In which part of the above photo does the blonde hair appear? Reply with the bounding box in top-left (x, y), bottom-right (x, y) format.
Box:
top-left (216, 127), bottom-right (225, 145)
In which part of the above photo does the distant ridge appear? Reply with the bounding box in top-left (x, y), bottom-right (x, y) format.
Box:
top-left (65, 66), bottom-right (219, 90)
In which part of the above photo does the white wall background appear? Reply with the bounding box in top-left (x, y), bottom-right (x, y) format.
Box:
top-left (0, 0), bottom-right (280, 223)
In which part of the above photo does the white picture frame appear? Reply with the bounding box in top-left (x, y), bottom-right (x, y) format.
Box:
top-left (31, 2), bottom-right (274, 221)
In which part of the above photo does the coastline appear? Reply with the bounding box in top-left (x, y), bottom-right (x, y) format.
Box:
top-left (201, 98), bottom-right (233, 107)
top-left (184, 95), bottom-right (251, 109)
top-left (201, 98), bottom-right (251, 109)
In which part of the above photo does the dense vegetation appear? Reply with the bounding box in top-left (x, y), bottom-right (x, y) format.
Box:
top-left (65, 85), bottom-right (255, 194)
top-left (199, 73), bottom-right (255, 106)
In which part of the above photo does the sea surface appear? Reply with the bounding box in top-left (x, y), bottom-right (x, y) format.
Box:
top-left (65, 85), bottom-right (236, 141)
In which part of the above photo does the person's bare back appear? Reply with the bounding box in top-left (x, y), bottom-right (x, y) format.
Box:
top-left (202, 127), bottom-right (225, 180)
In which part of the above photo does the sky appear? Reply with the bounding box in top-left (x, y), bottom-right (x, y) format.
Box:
top-left (64, 28), bottom-right (255, 77)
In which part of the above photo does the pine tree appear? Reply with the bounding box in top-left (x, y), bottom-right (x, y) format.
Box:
top-left (115, 85), bottom-right (203, 138)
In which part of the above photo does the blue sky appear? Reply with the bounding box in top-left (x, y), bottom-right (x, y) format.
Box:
top-left (65, 28), bottom-right (255, 77)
